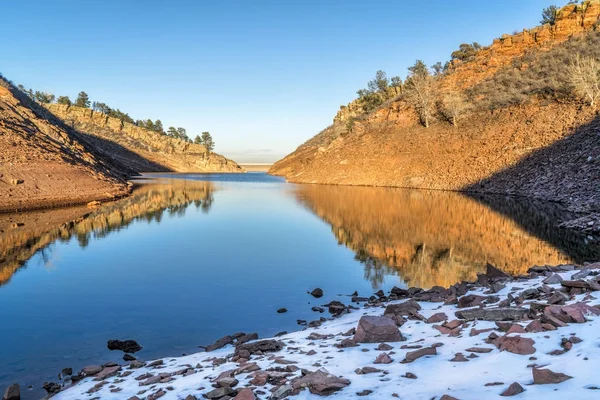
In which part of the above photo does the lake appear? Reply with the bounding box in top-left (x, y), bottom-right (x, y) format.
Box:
top-left (0, 173), bottom-right (597, 399)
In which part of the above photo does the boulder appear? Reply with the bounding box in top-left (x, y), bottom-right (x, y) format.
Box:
top-left (292, 369), bottom-right (350, 395)
top-left (233, 389), bottom-right (256, 400)
top-left (402, 346), bottom-right (437, 363)
top-left (494, 336), bottom-right (535, 355)
top-left (310, 288), bottom-right (324, 298)
top-left (500, 382), bottom-right (524, 396)
top-left (383, 300), bottom-right (421, 316)
top-left (353, 316), bottom-right (402, 343)
top-left (486, 263), bottom-right (511, 280)
top-left (542, 274), bottom-right (563, 285)
top-left (205, 387), bottom-right (236, 399)
top-left (426, 312), bottom-right (448, 323)
top-left (374, 352), bottom-right (393, 364)
top-left (545, 302), bottom-right (600, 324)
top-left (2, 384), bottom-right (19, 400)
top-left (82, 365), bottom-right (103, 375)
top-left (204, 335), bottom-right (234, 352)
top-left (458, 294), bottom-right (487, 308)
top-left (94, 366), bottom-right (121, 380)
top-left (532, 368), bottom-right (572, 384)
top-left (107, 339), bottom-right (142, 353)
top-left (455, 307), bottom-right (529, 321)
top-left (236, 339), bottom-right (284, 355)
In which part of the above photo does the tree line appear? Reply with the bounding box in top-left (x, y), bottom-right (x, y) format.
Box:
top-left (15, 86), bottom-right (215, 152)
top-left (349, 4), bottom-right (600, 130)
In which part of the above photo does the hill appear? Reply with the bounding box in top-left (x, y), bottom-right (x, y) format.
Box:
top-left (269, 1), bottom-right (600, 231)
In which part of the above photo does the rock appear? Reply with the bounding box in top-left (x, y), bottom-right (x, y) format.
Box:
top-left (235, 333), bottom-right (259, 345)
top-left (310, 288), bottom-right (324, 298)
top-left (338, 338), bottom-right (358, 348)
top-left (377, 343), bottom-right (393, 351)
top-left (450, 353), bottom-right (469, 362)
top-left (374, 352), bottom-right (393, 364)
top-left (572, 268), bottom-right (592, 280)
top-left (455, 307), bottom-right (529, 321)
top-left (426, 312), bottom-right (448, 323)
top-left (383, 299), bottom-right (421, 316)
top-left (440, 395), bottom-right (459, 400)
top-left (357, 389), bottom-right (373, 396)
top-left (216, 377), bottom-right (239, 388)
top-left (495, 336), bottom-right (536, 355)
top-left (486, 263), bottom-right (511, 279)
top-left (10, 179), bottom-right (24, 185)
top-left (532, 368), bottom-right (572, 384)
top-left (353, 316), bottom-right (402, 343)
top-left (543, 274), bottom-right (563, 284)
top-left (205, 387), bottom-right (236, 399)
top-left (95, 365), bottom-right (120, 380)
top-left (123, 353), bottom-right (136, 361)
top-left (525, 320), bottom-right (544, 332)
top-left (465, 347), bottom-right (493, 353)
top-left (204, 335), bottom-right (234, 352)
top-left (61, 367), bottom-right (72, 376)
top-left (236, 339), bottom-right (284, 355)
top-left (545, 302), bottom-right (600, 324)
top-left (42, 382), bottom-right (61, 394)
top-left (277, 308), bottom-right (288, 314)
top-left (129, 360), bottom-right (146, 369)
top-left (233, 388), bottom-right (256, 400)
top-left (355, 366), bottom-right (382, 374)
top-left (3, 384), bottom-right (19, 400)
top-left (403, 346), bottom-right (437, 363)
top-left (185, 396), bottom-right (197, 400)
top-left (271, 385), bottom-right (293, 399)
top-left (458, 294), bottom-right (487, 308)
top-left (500, 382), bottom-right (524, 396)
top-left (292, 369), bottom-right (350, 395)
top-left (107, 339), bottom-right (142, 353)
top-left (82, 365), bottom-right (103, 375)
top-left (140, 375), bottom-right (161, 386)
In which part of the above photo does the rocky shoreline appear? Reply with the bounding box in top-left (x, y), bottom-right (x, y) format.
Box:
top-left (8, 262), bottom-right (600, 400)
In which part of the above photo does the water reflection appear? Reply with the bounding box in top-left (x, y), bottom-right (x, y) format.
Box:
top-left (0, 179), bottom-right (215, 286)
top-left (293, 185), bottom-right (595, 288)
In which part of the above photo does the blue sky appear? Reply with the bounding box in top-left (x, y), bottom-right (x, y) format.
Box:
top-left (1, 0), bottom-right (557, 163)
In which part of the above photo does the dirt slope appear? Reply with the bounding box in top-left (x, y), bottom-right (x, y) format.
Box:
top-left (0, 79), bottom-right (132, 212)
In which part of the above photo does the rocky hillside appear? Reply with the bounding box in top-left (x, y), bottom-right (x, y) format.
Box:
top-left (0, 79), bottom-right (132, 212)
top-left (270, 1), bottom-right (600, 224)
top-left (46, 104), bottom-right (243, 173)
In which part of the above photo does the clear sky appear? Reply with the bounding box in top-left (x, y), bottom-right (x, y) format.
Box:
top-left (1, 0), bottom-right (558, 163)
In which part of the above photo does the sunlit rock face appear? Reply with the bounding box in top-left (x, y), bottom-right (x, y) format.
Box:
top-left (294, 184), bottom-right (593, 289)
top-left (0, 179), bottom-right (215, 286)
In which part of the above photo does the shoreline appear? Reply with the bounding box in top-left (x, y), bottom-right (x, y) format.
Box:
top-left (29, 262), bottom-right (600, 400)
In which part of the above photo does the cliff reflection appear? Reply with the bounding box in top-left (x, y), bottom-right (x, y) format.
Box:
top-left (0, 179), bottom-right (215, 286)
top-left (294, 185), bottom-right (588, 289)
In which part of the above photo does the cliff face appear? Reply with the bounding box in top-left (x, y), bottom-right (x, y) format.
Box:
top-left (46, 104), bottom-right (243, 173)
top-left (270, 1), bottom-right (600, 221)
top-left (0, 80), bottom-right (131, 212)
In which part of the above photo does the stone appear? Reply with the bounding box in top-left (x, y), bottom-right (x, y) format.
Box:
top-left (107, 339), bottom-right (142, 353)
top-left (486, 263), bottom-right (511, 280)
top-left (355, 366), bottom-right (382, 374)
top-left (426, 312), bottom-right (448, 323)
top-left (236, 339), bottom-right (284, 355)
top-left (185, 396), bottom-right (197, 400)
top-left (123, 353), bottom-right (136, 361)
top-left (310, 288), bottom-right (324, 298)
top-left (292, 369), bottom-right (350, 395)
top-left (353, 315), bottom-right (402, 343)
top-left (357, 389), bottom-right (373, 396)
top-left (532, 368), bottom-right (572, 384)
top-left (374, 352), bottom-right (393, 364)
top-left (277, 308), bottom-right (287, 313)
top-left (450, 353), bottom-right (469, 362)
top-left (440, 395), bottom-right (459, 400)
top-left (10, 179), bottom-right (24, 185)
top-left (82, 365), bottom-right (103, 375)
top-left (140, 375), bottom-right (161, 386)
top-left (465, 347), bottom-right (493, 353)
top-left (217, 377), bottom-right (239, 388)
top-left (204, 335), bottom-right (234, 352)
top-left (95, 366), bottom-right (121, 380)
top-left (3, 384), bottom-right (19, 400)
top-left (525, 319), bottom-right (544, 332)
top-left (543, 274), bottom-right (563, 284)
top-left (235, 333), bottom-right (258, 345)
top-left (42, 382), bottom-right (61, 394)
top-left (377, 343), bottom-right (393, 351)
top-left (458, 294), bottom-right (487, 308)
top-left (545, 302), bottom-right (600, 324)
top-left (233, 388), bottom-right (256, 400)
top-left (500, 382), bottom-right (524, 396)
top-left (205, 387), bottom-right (236, 399)
top-left (455, 307), bottom-right (529, 321)
top-left (383, 299), bottom-right (421, 316)
top-left (403, 346), bottom-right (437, 363)
top-left (271, 385), bottom-right (293, 399)
top-left (495, 336), bottom-right (536, 355)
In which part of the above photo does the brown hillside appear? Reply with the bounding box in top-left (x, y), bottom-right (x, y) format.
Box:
top-left (46, 103), bottom-right (243, 173)
top-left (0, 80), bottom-right (131, 212)
top-left (270, 1), bottom-right (600, 229)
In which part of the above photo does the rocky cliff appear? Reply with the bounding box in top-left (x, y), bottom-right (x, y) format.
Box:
top-left (270, 1), bottom-right (600, 226)
top-left (0, 79), bottom-right (131, 212)
top-left (46, 103), bottom-right (243, 173)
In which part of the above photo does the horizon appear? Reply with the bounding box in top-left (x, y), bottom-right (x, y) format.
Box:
top-left (2, 0), bottom-right (557, 163)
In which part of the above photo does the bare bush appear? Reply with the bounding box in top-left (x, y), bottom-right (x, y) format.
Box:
top-left (406, 61), bottom-right (437, 128)
top-left (568, 54), bottom-right (600, 107)
top-left (440, 89), bottom-right (471, 127)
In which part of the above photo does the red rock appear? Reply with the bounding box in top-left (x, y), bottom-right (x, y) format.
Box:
top-left (506, 324), bottom-right (526, 335)
top-left (465, 347), bottom-right (493, 353)
top-left (444, 320), bottom-right (462, 330)
top-left (426, 312), bottom-right (448, 324)
top-left (354, 316), bottom-right (402, 343)
top-left (532, 368), bottom-right (572, 384)
top-left (525, 320), bottom-right (544, 332)
top-left (374, 352), bottom-right (393, 364)
top-left (495, 336), bottom-right (536, 355)
top-left (292, 369), bottom-right (350, 395)
top-left (233, 388), bottom-right (256, 400)
top-left (403, 346), bottom-right (437, 363)
top-left (500, 382), bottom-right (524, 396)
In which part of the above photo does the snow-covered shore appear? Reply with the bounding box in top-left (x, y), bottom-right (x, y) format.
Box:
top-left (50, 263), bottom-right (600, 400)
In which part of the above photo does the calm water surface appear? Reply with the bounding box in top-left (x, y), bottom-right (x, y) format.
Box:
top-left (0, 173), bottom-right (597, 398)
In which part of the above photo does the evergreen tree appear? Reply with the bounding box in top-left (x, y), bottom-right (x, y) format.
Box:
top-left (74, 91), bottom-right (91, 108)
top-left (201, 131), bottom-right (214, 152)
top-left (57, 95), bottom-right (72, 105)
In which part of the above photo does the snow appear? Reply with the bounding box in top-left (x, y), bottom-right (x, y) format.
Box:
top-left (55, 268), bottom-right (600, 399)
